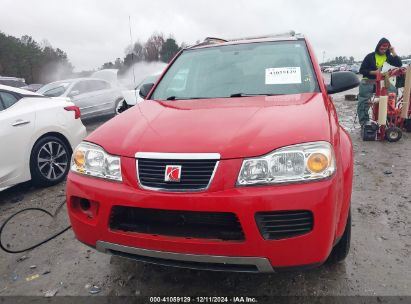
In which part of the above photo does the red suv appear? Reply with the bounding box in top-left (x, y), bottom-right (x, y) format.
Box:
top-left (67, 33), bottom-right (359, 272)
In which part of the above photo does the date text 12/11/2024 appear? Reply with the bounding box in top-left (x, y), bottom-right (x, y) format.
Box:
top-left (149, 296), bottom-right (258, 303)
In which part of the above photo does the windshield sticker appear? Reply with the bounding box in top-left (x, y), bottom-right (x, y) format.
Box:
top-left (265, 67), bottom-right (301, 84)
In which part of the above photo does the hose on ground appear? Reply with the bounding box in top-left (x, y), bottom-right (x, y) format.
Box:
top-left (0, 201), bottom-right (71, 254)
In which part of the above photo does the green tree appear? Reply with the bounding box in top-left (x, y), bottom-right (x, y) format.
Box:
top-left (0, 31), bottom-right (73, 84)
top-left (102, 62), bottom-right (114, 69)
top-left (160, 38), bottom-right (180, 63)
top-left (114, 58), bottom-right (122, 69)
top-left (123, 41), bottom-right (144, 69)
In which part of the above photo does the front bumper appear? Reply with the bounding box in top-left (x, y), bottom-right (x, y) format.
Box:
top-left (67, 158), bottom-right (340, 272)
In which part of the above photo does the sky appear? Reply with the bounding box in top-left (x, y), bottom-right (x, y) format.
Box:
top-left (1, 0), bottom-right (410, 71)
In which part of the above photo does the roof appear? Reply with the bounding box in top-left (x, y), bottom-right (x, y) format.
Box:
top-left (187, 31), bottom-right (304, 50)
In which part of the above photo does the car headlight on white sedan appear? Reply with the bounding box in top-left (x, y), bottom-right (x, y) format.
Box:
top-left (71, 142), bottom-right (122, 181)
top-left (237, 141), bottom-right (335, 186)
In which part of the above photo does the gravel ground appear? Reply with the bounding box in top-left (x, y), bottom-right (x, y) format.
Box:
top-left (0, 78), bottom-right (410, 297)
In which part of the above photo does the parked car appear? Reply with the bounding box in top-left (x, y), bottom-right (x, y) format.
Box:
top-left (348, 64), bottom-right (360, 74)
top-left (0, 76), bottom-right (26, 88)
top-left (0, 85), bottom-right (86, 191)
top-left (67, 33), bottom-right (358, 272)
top-left (37, 78), bottom-right (123, 119)
top-left (117, 73), bottom-right (161, 114)
top-left (324, 66), bottom-right (337, 73)
top-left (91, 69), bottom-right (120, 87)
top-left (329, 65), bottom-right (340, 72)
top-left (320, 65), bottom-right (331, 72)
top-left (338, 65), bottom-right (348, 71)
top-left (402, 58), bottom-right (411, 67)
top-left (21, 83), bottom-right (44, 92)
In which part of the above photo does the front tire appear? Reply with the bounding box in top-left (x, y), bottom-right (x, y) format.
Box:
top-left (115, 99), bottom-right (128, 115)
top-left (30, 136), bottom-right (71, 187)
top-left (327, 209), bottom-right (351, 264)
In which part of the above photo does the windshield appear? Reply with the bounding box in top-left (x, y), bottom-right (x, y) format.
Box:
top-left (37, 81), bottom-right (71, 97)
top-left (151, 40), bottom-right (319, 100)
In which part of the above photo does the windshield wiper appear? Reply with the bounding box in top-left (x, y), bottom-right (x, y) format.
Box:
top-left (165, 94), bottom-right (283, 100)
top-left (230, 93), bottom-right (284, 97)
top-left (165, 96), bottom-right (208, 100)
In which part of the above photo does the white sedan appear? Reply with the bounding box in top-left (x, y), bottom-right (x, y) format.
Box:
top-left (0, 85), bottom-right (87, 191)
top-left (116, 73), bottom-right (161, 114)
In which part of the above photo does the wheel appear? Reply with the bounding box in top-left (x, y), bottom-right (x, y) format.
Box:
top-left (385, 127), bottom-right (402, 142)
top-left (30, 136), bottom-right (71, 187)
top-left (115, 99), bottom-right (128, 115)
top-left (327, 209), bottom-right (351, 264)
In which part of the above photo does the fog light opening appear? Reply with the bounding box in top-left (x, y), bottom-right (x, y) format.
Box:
top-left (79, 198), bottom-right (91, 211)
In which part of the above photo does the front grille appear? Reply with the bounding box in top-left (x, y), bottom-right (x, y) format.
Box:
top-left (110, 206), bottom-right (245, 241)
top-left (137, 158), bottom-right (217, 191)
top-left (255, 210), bottom-right (313, 240)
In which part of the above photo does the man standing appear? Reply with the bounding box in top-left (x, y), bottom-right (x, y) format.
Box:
top-left (358, 38), bottom-right (402, 126)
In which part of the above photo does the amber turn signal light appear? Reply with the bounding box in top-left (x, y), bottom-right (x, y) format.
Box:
top-left (307, 153), bottom-right (328, 173)
top-left (73, 150), bottom-right (85, 167)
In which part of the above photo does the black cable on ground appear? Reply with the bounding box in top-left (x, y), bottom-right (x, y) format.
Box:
top-left (0, 203), bottom-right (71, 254)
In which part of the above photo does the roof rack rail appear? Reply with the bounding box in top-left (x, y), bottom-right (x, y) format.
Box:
top-left (186, 31), bottom-right (300, 49)
top-left (186, 37), bottom-right (228, 49)
top-left (204, 37), bottom-right (228, 44)
top-left (228, 31), bottom-right (297, 42)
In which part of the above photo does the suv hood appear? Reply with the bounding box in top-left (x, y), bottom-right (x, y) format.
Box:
top-left (86, 93), bottom-right (332, 159)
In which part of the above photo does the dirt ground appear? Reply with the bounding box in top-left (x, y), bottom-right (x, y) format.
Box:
top-left (0, 77), bottom-right (410, 297)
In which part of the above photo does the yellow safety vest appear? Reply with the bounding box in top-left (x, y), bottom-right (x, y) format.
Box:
top-left (375, 53), bottom-right (387, 69)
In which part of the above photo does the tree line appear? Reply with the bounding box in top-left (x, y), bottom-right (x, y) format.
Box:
top-left (0, 31), bottom-right (183, 84)
top-left (101, 33), bottom-right (183, 76)
top-left (0, 32), bottom-right (73, 84)
top-left (322, 56), bottom-right (356, 65)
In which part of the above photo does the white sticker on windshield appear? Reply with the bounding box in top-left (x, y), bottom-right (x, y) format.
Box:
top-left (265, 67), bottom-right (301, 84)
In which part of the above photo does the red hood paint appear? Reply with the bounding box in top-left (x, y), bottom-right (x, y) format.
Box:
top-left (86, 93), bottom-right (331, 159)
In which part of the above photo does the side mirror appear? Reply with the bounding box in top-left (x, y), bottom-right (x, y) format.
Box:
top-left (139, 83), bottom-right (155, 99)
top-left (326, 71), bottom-right (360, 94)
top-left (68, 90), bottom-right (80, 98)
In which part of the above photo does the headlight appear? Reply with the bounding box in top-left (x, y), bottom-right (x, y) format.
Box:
top-left (237, 141), bottom-right (335, 186)
top-left (71, 142), bottom-right (122, 181)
